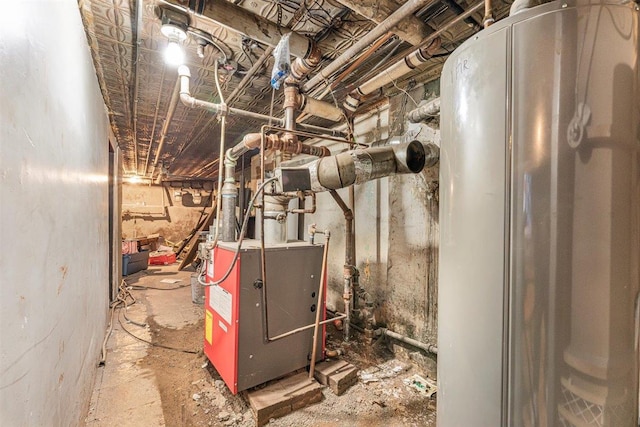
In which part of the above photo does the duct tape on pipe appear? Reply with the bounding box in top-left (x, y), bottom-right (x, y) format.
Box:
top-left (351, 151), bottom-right (373, 184)
top-left (307, 161), bottom-right (327, 192)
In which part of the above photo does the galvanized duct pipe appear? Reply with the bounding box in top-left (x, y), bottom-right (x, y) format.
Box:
top-left (407, 97), bottom-right (441, 123)
top-left (150, 78), bottom-right (181, 180)
top-left (302, 0), bottom-right (435, 93)
top-left (308, 140), bottom-right (439, 191)
top-left (329, 190), bottom-right (355, 342)
top-left (343, 37), bottom-right (441, 116)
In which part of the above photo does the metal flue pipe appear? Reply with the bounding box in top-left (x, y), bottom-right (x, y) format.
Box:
top-left (307, 140), bottom-right (439, 191)
top-left (302, 0), bottom-right (436, 93)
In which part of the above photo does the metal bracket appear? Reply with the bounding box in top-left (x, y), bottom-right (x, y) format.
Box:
top-left (567, 102), bottom-right (591, 148)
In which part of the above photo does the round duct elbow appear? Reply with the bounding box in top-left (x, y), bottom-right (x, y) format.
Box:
top-left (393, 140), bottom-right (427, 174)
top-left (310, 140), bottom-right (436, 191)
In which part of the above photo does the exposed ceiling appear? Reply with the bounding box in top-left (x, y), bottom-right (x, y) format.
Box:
top-left (79, 0), bottom-right (512, 180)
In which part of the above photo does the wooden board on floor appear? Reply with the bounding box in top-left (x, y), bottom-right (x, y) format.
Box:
top-left (246, 372), bottom-right (323, 426)
top-left (313, 359), bottom-right (358, 396)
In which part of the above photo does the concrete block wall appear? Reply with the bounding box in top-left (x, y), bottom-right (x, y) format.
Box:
top-left (0, 3), bottom-right (110, 425)
top-left (122, 183), bottom-right (215, 242)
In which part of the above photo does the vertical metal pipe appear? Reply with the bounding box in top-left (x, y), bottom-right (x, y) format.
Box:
top-left (259, 131), bottom-right (269, 342)
top-left (284, 107), bottom-right (296, 132)
top-left (221, 160), bottom-right (237, 242)
top-left (329, 190), bottom-right (354, 342)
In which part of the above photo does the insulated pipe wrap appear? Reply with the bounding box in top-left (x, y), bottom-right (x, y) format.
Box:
top-left (343, 37), bottom-right (441, 116)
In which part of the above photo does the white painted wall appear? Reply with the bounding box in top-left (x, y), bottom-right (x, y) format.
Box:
top-left (0, 2), bottom-right (110, 425)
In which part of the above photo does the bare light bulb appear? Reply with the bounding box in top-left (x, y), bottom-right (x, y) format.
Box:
top-left (164, 40), bottom-right (184, 66)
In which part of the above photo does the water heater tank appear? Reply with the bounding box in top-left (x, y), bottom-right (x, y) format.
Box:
top-left (438, 1), bottom-right (639, 426)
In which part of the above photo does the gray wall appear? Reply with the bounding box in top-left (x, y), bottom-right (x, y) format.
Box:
top-left (305, 80), bottom-right (441, 350)
top-left (0, 2), bottom-right (110, 426)
top-left (122, 183), bottom-right (214, 242)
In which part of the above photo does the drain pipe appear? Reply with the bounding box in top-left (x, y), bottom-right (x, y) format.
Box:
top-left (343, 37), bottom-right (441, 116)
top-left (328, 190), bottom-right (355, 342)
top-left (376, 328), bottom-right (438, 355)
top-left (221, 130), bottom-right (329, 242)
top-left (150, 78), bottom-right (181, 180)
top-left (302, 0), bottom-right (434, 94)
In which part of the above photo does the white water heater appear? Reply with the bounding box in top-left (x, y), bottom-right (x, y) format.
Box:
top-left (439, 1), bottom-right (639, 426)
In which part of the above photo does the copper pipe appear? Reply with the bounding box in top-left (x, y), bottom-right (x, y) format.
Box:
top-left (290, 192), bottom-right (316, 214)
top-left (268, 314), bottom-right (346, 342)
top-left (484, 0), bottom-right (495, 27)
top-left (259, 130), bottom-right (269, 342)
top-left (226, 132), bottom-right (330, 161)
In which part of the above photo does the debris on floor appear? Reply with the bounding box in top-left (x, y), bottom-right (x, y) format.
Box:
top-left (359, 359), bottom-right (412, 383)
top-left (87, 265), bottom-right (437, 427)
top-left (404, 374), bottom-right (438, 398)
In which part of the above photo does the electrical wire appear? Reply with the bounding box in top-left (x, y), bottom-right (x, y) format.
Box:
top-left (98, 279), bottom-right (198, 365)
top-left (117, 309), bottom-right (198, 354)
top-left (201, 176), bottom-right (279, 287)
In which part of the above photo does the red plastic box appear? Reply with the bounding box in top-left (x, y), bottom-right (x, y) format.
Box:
top-left (148, 251), bottom-right (176, 265)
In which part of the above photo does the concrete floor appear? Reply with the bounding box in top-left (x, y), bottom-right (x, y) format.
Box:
top-left (83, 264), bottom-right (437, 427)
top-left (84, 264), bottom-right (201, 426)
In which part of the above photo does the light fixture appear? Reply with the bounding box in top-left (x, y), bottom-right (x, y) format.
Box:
top-left (157, 7), bottom-right (189, 66)
top-left (165, 39), bottom-right (184, 66)
top-left (127, 175), bottom-right (141, 184)
top-left (174, 190), bottom-right (183, 201)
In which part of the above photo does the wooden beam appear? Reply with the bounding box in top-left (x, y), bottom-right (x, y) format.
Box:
top-left (332, 0), bottom-right (432, 46)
